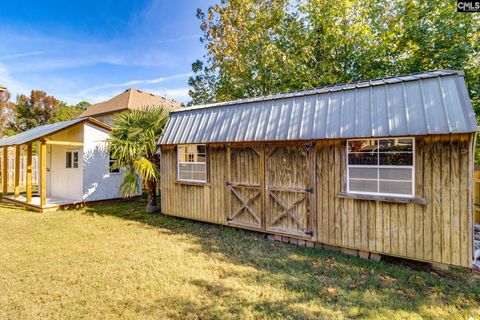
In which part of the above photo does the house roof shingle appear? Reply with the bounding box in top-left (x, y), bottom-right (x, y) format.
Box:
top-left (78, 88), bottom-right (182, 118)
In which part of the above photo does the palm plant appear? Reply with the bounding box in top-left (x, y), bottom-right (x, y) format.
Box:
top-left (108, 107), bottom-right (169, 212)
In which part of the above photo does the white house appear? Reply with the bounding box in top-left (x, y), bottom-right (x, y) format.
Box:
top-left (0, 117), bottom-right (140, 211)
top-left (0, 88), bottom-right (180, 212)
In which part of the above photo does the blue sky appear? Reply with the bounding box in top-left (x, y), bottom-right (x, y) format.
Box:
top-left (0, 0), bottom-right (216, 105)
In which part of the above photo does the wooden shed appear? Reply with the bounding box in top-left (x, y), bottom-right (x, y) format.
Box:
top-left (158, 70), bottom-right (478, 268)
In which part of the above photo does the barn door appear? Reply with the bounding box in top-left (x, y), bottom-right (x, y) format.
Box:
top-left (226, 146), bottom-right (263, 230)
top-left (265, 143), bottom-right (315, 238)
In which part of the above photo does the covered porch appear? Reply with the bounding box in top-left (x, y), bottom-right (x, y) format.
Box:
top-left (1, 139), bottom-right (82, 212)
top-left (2, 194), bottom-right (82, 212)
top-left (1, 141), bottom-right (50, 211)
top-left (0, 118), bottom-right (103, 212)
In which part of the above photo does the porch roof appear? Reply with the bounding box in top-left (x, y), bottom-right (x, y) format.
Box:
top-left (0, 117), bottom-right (111, 147)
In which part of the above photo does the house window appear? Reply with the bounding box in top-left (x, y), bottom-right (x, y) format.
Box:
top-left (177, 144), bottom-right (207, 182)
top-left (347, 138), bottom-right (414, 197)
top-left (66, 151), bottom-right (79, 169)
top-left (109, 154), bottom-right (120, 173)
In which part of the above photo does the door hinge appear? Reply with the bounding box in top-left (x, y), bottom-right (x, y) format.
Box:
top-left (226, 181), bottom-right (231, 187)
top-left (305, 141), bottom-right (314, 148)
top-left (226, 217), bottom-right (233, 222)
top-left (305, 231), bottom-right (314, 236)
top-left (305, 187), bottom-right (314, 193)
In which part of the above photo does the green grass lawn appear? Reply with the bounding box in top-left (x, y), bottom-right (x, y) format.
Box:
top-left (0, 199), bottom-right (479, 319)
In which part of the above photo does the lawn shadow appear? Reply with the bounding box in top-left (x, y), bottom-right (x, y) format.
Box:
top-left (83, 199), bottom-right (480, 319)
top-left (0, 201), bottom-right (38, 213)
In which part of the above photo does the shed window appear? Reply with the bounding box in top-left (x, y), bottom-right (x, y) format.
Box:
top-left (66, 151), bottom-right (79, 169)
top-left (177, 145), bottom-right (207, 182)
top-left (347, 138), bottom-right (414, 197)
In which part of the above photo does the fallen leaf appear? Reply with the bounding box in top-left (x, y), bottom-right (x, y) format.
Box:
top-left (327, 287), bottom-right (337, 295)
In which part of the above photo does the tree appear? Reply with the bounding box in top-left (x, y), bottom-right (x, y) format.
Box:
top-left (0, 89), bottom-right (14, 137)
top-left (188, 60), bottom-right (217, 105)
top-left (75, 101), bottom-right (91, 110)
top-left (190, 0), bottom-right (480, 162)
top-left (189, 0), bottom-right (305, 104)
top-left (52, 103), bottom-right (84, 123)
top-left (8, 90), bottom-right (62, 132)
top-left (190, 0), bottom-right (480, 114)
top-left (108, 107), bottom-right (169, 213)
top-left (7, 90), bottom-right (90, 134)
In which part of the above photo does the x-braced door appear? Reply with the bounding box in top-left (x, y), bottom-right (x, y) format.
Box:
top-left (226, 146), bottom-right (263, 230)
top-left (265, 143), bottom-right (315, 238)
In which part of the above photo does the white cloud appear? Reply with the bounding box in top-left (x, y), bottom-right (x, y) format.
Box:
top-left (76, 72), bottom-right (193, 96)
top-left (0, 63), bottom-right (30, 98)
top-left (72, 93), bottom-right (116, 105)
top-left (0, 28), bottom-right (175, 73)
top-left (150, 87), bottom-right (191, 103)
top-left (0, 2), bottom-right (207, 105)
top-left (155, 34), bottom-right (201, 44)
top-left (0, 51), bottom-right (45, 60)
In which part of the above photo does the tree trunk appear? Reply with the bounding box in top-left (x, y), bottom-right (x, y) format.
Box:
top-left (146, 179), bottom-right (158, 213)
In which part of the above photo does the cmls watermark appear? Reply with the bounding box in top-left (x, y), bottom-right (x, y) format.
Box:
top-left (458, 0), bottom-right (480, 12)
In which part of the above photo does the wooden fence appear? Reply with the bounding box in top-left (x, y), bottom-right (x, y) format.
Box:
top-left (474, 170), bottom-right (480, 224)
top-left (0, 155), bottom-right (39, 192)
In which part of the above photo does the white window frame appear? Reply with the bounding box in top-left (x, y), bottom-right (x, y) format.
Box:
top-left (177, 144), bottom-right (207, 183)
top-left (66, 150), bottom-right (79, 169)
top-left (346, 137), bottom-right (415, 198)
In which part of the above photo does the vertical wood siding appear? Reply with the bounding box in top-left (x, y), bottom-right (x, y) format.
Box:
top-left (315, 134), bottom-right (473, 267)
top-left (160, 144), bottom-right (226, 225)
top-left (160, 133), bottom-right (474, 268)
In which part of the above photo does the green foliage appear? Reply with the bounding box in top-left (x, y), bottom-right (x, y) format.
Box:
top-left (119, 170), bottom-right (141, 199)
top-left (0, 89), bottom-right (15, 137)
top-left (6, 90), bottom-right (88, 134)
top-left (75, 101), bottom-right (92, 110)
top-left (190, 0), bottom-right (304, 104)
top-left (108, 107), bottom-right (169, 209)
top-left (7, 90), bottom-right (62, 133)
top-left (190, 0), bottom-right (480, 148)
top-left (52, 103), bottom-right (84, 123)
top-left (187, 59), bottom-right (217, 105)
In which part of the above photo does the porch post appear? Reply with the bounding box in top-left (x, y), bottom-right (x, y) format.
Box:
top-left (26, 143), bottom-right (32, 203)
top-left (39, 140), bottom-right (47, 207)
top-left (2, 146), bottom-right (7, 197)
top-left (14, 145), bottom-right (20, 198)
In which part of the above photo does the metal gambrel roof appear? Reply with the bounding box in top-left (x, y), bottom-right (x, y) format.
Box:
top-left (159, 70), bottom-right (478, 145)
top-left (0, 118), bottom-right (111, 147)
